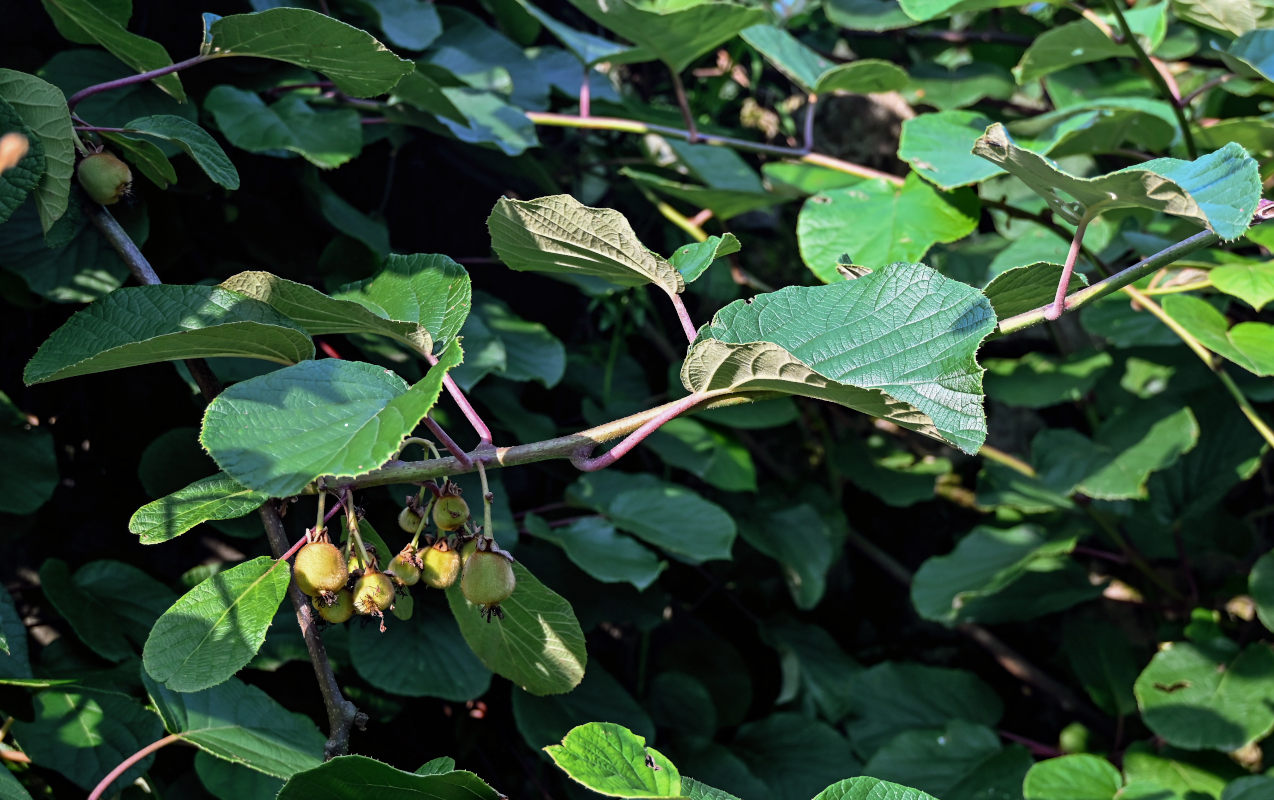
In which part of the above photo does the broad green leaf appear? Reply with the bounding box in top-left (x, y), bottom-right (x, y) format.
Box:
top-left (693, 396), bottom-right (798, 429)
top-left (206, 8), bottom-right (413, 97)
top-left (39, 559), bottom-right (175, 662)
top-left (0, 69), bottom-right (75, 232)
top-left (738, 502), bottom-right (834, 608)
top-left (760, 617), bottom-right (860, 723)
top-left (833, 434), bottom-right (951, 507)
top-left (1163, 293), bottom-right (1274, 375)
top-left (911, 525), bottom-right (1093, 624)
top-left (355, 0), bottom-right (442, 51)
top-left (446, 560), bottom-right (586, 695)
top-left (142, 555), bottom-right (292, 692)
top-left (348, 603), bottom-right (491, 701)
top-left (514, 0), bottom-right (642, 65)
top-left (1023, 754), bottom-right (1121, 800)
top-left (1064, 618), bottom-right (1142, 717)
top-left (0, 198), bottom-right (133, 301)
top-left (433, 87), bottom-right (539, 156)
top-left (276, 756), bottom-right (503, 799)
top-left (982, 262), bottom-right (1089, 321)
top-left (815, 60), bottom-right (908, 94)
top-left (525, 514), bottom-right (666, 590)
top-left (449, 292), bottom-right (565, 389)
top-left (622, 168), bottom-right (779, 221)
top-left (1222, 29), bottom-right (1274, 84)
top-left (39, 49), bottom-right (197, 130)
top-left (1252, 550), bottom-right (1274, 633)
top-left (0, 100), bottom-right (43, 225)
top-left (669, 234), bottom-right (740, 283)
top-left (1225, 776), bottom-right (1274, 800)
top-left (101, 130), bottom-right (175, 188)
top-left (0, 768), bottom-right (32, 800)
top-left (1032, 401), bottom-right (1199, 499)
top-left (648, 672), bottom-right (717, 747)
top-left (645, 417), bottom-right (756, 492)
top-left (605, 485), bottom-right (735, 564)
top-left (973, 123), bottom-right (1261, 237)
top-left (899, 111), bottom-right (1001, 189)
top-left (1174, 0), bottom-right (1265, 35)
top-left (683, 264), bottom-right (997, 454)
top-left (0, 584), bottom-right (30, 677)
top-left (119, 115), bottom-right (239, 189)
top-left (24, 284), bottom-right (315, 385)
top-left (488, 194), bottom-right (685, 295)
top-left (864, 720), bottom-right (1031, 800)
top-left (194, 750), bottom-right (285, 800)
top-left (797, 174), bottom-right (979, 279)
top-left (129, 472), bottom-right (269, 545)
top-left (145, 672), bottom-right (325, 778)
top-left (1122, 743), bottom-right (1235, 798)
top-left (545, 721), bottom-right (682, 798)
top-left (306, 173), bottom-right (383, 259)
top-left (824, 0), bottom-right (915, 30)
top-left (201, 344), bottom-right (460, 497)
top-left (0, 391), bottom-right (57, 515)
top-left (683, 778), bottom-right (741, 800)
top-left (221, 270), bottom-right (428, 352)
top-left (566, 0), bottom-right (766, 72)
top-left (37, 0), bottom-right (183, 100)
top-left (1134, 640), bottom-right (1274, 751)
top-left (898, 0), bottom-right (1023, 22)
top-left (40, 0), bottom-right (129, 44)
top-left (387, 66), bottom-right (465, 124)
top-left (333, 253), bottom-right (472, 352)
top-left (204, 87), bottom-right (363, 169)
top-left (13, 689), bottom-right (162, 793)
top-left (846, 662), bottom-right (1002, 755)
top-left (1210, 259), bottom-right (1274, 310)
top-left (740, 26), bottom-right (906, 94)
top-left (513, 663), bottom-right (655, 754)
top-left (906, 61), bottom-right (1014, 111)
top-left (982, 350), bottom-right (1112, 408)
top-left (813, 777), bottom-right (941, 800)
top-left (730, 713), bottom-right (859, 800)
top-left (1014, 4), bottom-right (1167, 84)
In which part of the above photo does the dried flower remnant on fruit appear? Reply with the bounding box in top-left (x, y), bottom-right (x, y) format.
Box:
top-left (388, 545), bottom-right (422, 586)
top-left (313, 588), bottom-right (355, 624)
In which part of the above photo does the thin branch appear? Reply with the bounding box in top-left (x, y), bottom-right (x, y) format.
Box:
top-left (802, 94), bottom-right (818, 153)
top-left (1182, 73), bottom-right (1233, 106)
top-left (68, 55), bottom-right (210, 110)
top-left (89, 734), bottom-right (184, 800)
top-left (423, 415), bottom-right (471, 467)
top-left (669, 69), bottom-right (699, 142)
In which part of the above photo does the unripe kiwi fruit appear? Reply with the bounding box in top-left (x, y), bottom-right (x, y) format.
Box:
top-left (459, 537), bottom-right (480, 564)
top-left (313, 589), bottom-right (354, 624)
top-left (293, 541), bottom-right (349, 597)
top-left (388, 546), bottom-right (421, 586)
top-left (347, 544), bottom-right (378, 574)
top-left (421, 540), bottom-right (461, 589)
top-left (353, 572), bottom-right (395, 615)
top-left (76, 152), bottom-right (132, 205)
top-left (432, 493), bottom-right (469, 531)
top-left (461, 550), bottom-right (516, 607)
top-left (397, 506), bottom-right (423, 534)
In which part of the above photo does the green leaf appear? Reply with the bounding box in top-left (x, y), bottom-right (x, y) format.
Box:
top-left (129, 473), bottom-right (269, 545)
top-left (1222, 29), bottom-right (1274, 84)
top-left (142, 555), bottom-right (292, 692)
top-left (983, 350), bottom-right (1112, 408)
top-left (449, 292), bottom-right (564, 389)
top-left (13, 689), bottom-right (163, 793)
top-left (864, 720), bottom-right (1031, 800)
top-left (0, 100), bottom-right (44, 225)
top-left (846, 662), bottom-right (1003, 755)
top-left (194, 750), bottom-right (285, 800)
top-left (204, 87), bottom-right (363, 169)
top-left (0, 392), bottom-right (57, 515)
top-left (623, 168), bottom-right (779, 221)
top-left (740, 25), bottom-right (906, 94)
top-left (0, 69), bottom-right (76, 232)
top-left (37, 0), bottom-right (183, 100)
top-left (906, 61), bottom-right (1013, 111)
top-left (432, 87), bottom-right (539, 156)
top-left (1225, 776), bottom-right (1274, 800)
top-left (730, 713), bottom-right (859, 800)
top-left (813, 777), bottom-right (941, 800)
top-left (1251, 550), bottom-right (1274, 633)
top-left (1023, 754), bottom-right (1122, 800)
top-left (119, 115), bottom-right (239, 189)
top-left (40, 0), bottom-right (130, 44)
top-left (24, 284), bottom-right (315, 385)
top-left (760, 617), bottom-right (860, 723)
top-left (514, 0), bottom-right (641, 65)
top-left (348, 602), bottom-right (491, 701)
top-left (201, 344), bottom-right (460, 497)
top-left (446, 560), bottom-right (586, 695)
top-left (39, 559), bottom-right (175, 662)
top-left (648, 672), bottom-right (717, 748)
top-left (815, 60), bottom-right (908, 94)
top-left (1210, 260), bottom-right (1274, 310)
top-left (276, 755), bottom-right (504, 799)
top-left (898, 0), bottom-right (1022, 23)
top-left (1014, 4), bottom-right (1167, 84)
top-left (566, 0), bottom-right (767, 72)
top-left (738, 502), bottom-right (835, 608)
top-left (513, 663), bottom-right (655, 754)
top-left (1032, 400), bottom-right (1200, 499)
top-left (333, 253), bottom-right (472, 352)
top-left (911, 524), bottom-right (1094, 624)
top-left (145, 672), bottom-right (325, 778)
top-left (604, 485), bottom-right (735, 564)
top-left (0, 584), bottom-right (30, 677)
top-left (206, 8), bottom-right (413, 97)
top-left (644, 417), bottom-right (756, 492)
top-left (973, 123), bottom-right (1262, 237)
top-left (545, 721), bottom-right (682, 798)
top-left (683, 263), bottom-right (997, 454)
top-left (982, 262), bottom-right (1089, 321)
top-left (355, 0), bottom-right (442, 51)
top-left (833, 434), bottom-right (952, 507)
top-left (669, 234), bottom-right (740, 283)
top-left (824, 0), bottom-right (915, 31)
top-left (525, 514), bottom-right (666, 591)
top-left (1064, 619), bottom-right (1143, 716)
top-left (1135, 640), bottom-right (1274, 751)
top-left (899, 111), bottom-right (1001, 190)
top-left (1122, 742), bottom-right (1235, 798)
top-left (797, 174), bottom-right (979, 279)
top-left (1174, 0), bottom-right (1265, 36)
top-left (488, 194), bottom-right (685, 295)
top-left (101, 130), bottom-right (176, 188)
top-left (1162, 293), bottom-right (1274, 375)
top-left (0, 198), bottom-right (131, 302)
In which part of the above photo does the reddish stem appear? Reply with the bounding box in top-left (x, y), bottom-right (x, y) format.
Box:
top-left (1045, 213), bottom-right (1093, 321)
top-left (89, 734), bottom-right (183, 800)
top-left (68, 55), bottom-right (210, 109)
top-left (423, 351), bottom-right (493, 444)
top-left (424, 415), bottom-right (472, 467)
top-left (999, 730), bottom-right (1063, 758)
top-left (571, 392), bottom-right (707, 471)
top-left (667, 291), bottom-right (698, 344)
top-left (579, 64), bottom-right (591, 118)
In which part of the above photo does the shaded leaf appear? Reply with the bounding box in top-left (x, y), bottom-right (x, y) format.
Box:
top-left (846, 662), bottom-right (1002, 755)
top-left (644, 417), bottom-right (756, 492)
top-left (525, 514), bottom-right (666, 591)
top-left (1251, 550), bottom-right (1274, 633)
top-left (731, 713), bottom-right (859, 800)
top-left (120, 114), bottom-right (239, 188)
top-left (37, 0), bottom-right (183, 100)
top-left (864, 720), bottom-right (1031, 800)
top-left (1162, 293), bottom-right (1274, 375)
top-left (1222, 29), bottom-right (1274, 85)
top-left (982, 262), bottom-right (1089, 321)
top-left (348, 602), bottom-right (491, 702)
top-left (205, 87), bottom-right (363, 170)
top-left (760, 617), bottom-right (860, 723)
top-left (513, 663), bottom-right (654, 754)
top-left (276, 756), bottom-right (503, 799)
top-left (1014, 4), bottom-right (1167, 84)
top-left (1210, 259), bottom-right (1274, 310)
top-left (566, 0), bottom-right (766, 72)
top-left (0, 391), bottom-right (57, 515)
top-left (982, 350), bottom-right (1112, 408)
top-left (0, 69), bottom-right (75, 232)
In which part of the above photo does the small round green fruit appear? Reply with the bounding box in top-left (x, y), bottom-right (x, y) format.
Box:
top-left (76, 152), bottom-right (132, 205)
top-left (398, 506), bottom-right (423, 534)
top-left (432, 493), bottom-right (469, 532)
top-left (421, 540), bottom-right (461, 589)
top-left (353, 572), bottom-right (395, 615)
top-left (313, 589), bottom-right (354, 624)
top-left (388, 546), bottom-right (421, 586)
top-left (293, 541), bottom-right (349, 597)
top-left (461, 549), bottom-right (516, 607)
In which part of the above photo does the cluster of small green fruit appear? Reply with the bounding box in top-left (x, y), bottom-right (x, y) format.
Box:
top-left (291, 481), bottom-right (517, 628)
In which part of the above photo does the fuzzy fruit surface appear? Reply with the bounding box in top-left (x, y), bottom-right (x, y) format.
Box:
top-left (422, 540), bottom-right (461, 589)
top-left (354, 572), bottom-right (395, 614)
top-left (294, 542), bottom-right (349, 597)
top-left (348, 545), bottom-right (377, 573)
top-left (76, 152), bottom-right (132, 205)
top-left (433, 495), bottom-right (469, 531)
top-left (389, 549), bottom-right (421, 586)
top-left (461, 550), bottom-right (516, 606)
top-left (398, 506), bottom-right (423, 534)
top-left (314, 589), bottom-right (354, 624)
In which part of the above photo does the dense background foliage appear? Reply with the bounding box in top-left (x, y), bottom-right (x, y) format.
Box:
top-left (1, 0), bottom-right (1274, 798)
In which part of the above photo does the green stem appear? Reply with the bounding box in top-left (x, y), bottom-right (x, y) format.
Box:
top-left (978, 443), bottom-right (1035, 476)
top-left (476, 460), bottom-right (494, 540)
